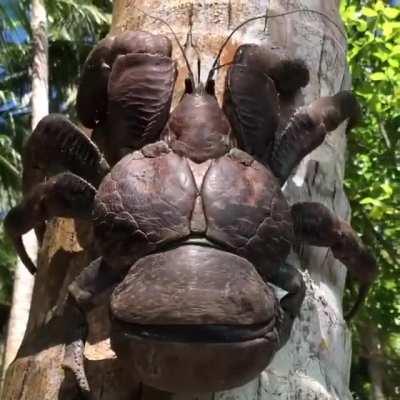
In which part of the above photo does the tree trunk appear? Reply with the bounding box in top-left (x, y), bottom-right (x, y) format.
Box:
top-left (2, 0), bottom-right (353, 399)
top-left (2, 0), bottom-right (48, 384)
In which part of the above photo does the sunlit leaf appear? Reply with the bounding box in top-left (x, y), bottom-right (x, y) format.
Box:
top-left (369, 72), bottom-right (387, 81)
top-left (383, 7), bottom-right (400, 20)
top-left (361, 7), bottom-right (377, 17)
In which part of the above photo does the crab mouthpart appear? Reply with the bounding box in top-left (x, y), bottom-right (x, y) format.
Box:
top-left (110, 319), bottom-right (280, 393)
top-left (112, 319), bottom-right (277, 343)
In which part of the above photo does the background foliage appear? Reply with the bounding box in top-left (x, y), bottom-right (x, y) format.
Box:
top-left (341, 0), bottom-right (400, 398)
top-left (0, 0), bottom-right (399, 398)
top-left (0, 0), bottom-right (112, 301)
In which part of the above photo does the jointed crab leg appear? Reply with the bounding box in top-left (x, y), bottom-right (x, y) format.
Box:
top-left (223, 63), bottom-right (279, 161)
top-left (23, 114), bottom-right (109, 197)
top-left (77, 31), bottom-right (173, 129)
top-left (76, 31), bottom-right (177, 164)
top-left (21, 114), bottom-right (108, 242)
top-left (291, 202), bottom-right (378, 320)
top-left (223, 44), bottom-right (308, 161)
top-left (269, 91), bottom-right (360, 184)
top-left (62, 296), bottom-right (94, 400)
top-left (4, 172), bottom-right (96, 274)
top-left (268, 263), bottom-right (306, 318)
top-left (268, 263), bottom-right (306, 345)
top-left (63, 257), bottom-right (122, 400)
top-left (68, 257), bottom-right (122, 308)
top-left (229, 44), bottom-right (310, 95)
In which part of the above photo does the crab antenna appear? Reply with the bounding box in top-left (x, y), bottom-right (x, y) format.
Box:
top-left (134, 5), bottom-right (196, 87)
top-left (206, 13), bottom-right (267, 83)
top-left (209, 61), bottom-right (234, 73)
top-left (206, 8), bottom-right (346, 83)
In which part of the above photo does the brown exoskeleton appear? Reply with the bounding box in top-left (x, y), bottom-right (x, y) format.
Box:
top-left (4, 10), bottom-right (377, 398)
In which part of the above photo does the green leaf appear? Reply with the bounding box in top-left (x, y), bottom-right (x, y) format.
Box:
top-left (388, 58), bottom-right (399, 68)
top-left (373, 50), bottom-right (389, 62)
top-left (360, 197), bottom-right (384, 207)
top-left (383, 21), bottom-right (400, 37)
top-left (356, 19), bottom-right (368, 32)
top-left (381, 182), bottom-right (393, 196)
top-left (370, 72), bottom-right (387, 81)
top-left (383, 8), bottom-right (400, 20)
top-left (361, 7), bottom-right (377, 17)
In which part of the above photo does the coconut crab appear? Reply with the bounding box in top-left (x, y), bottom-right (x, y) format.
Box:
top-left (4, 23), bottom-right (377, 397)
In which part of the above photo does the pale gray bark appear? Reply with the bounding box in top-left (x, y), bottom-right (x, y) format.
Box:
top-left (2, 0), bottom-right (48, 381)
top-left (2, 1), bottom-right (354, 399)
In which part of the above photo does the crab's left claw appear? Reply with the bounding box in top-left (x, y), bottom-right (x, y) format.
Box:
top-left (291, 202), bottom-right (378, 321)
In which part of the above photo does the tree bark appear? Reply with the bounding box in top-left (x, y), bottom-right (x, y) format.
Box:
top-left (2, 0), bottom-right (354, 399)
top-left (2, 0), bottom-right (48, 384)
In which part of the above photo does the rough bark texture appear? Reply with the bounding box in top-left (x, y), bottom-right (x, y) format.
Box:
top-left (2, 0), bottom-right (353, 399)
top-left (2, 0), bottom-right (48, 382)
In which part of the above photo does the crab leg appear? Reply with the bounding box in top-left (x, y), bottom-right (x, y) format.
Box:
top-left (223, 44), bottom-right (309, 162)
top-left (106, 52), bottom-right (177, 164)
top-left (269, 91), bottom-right (361, 184)
top-left (291, 202), bottom-right (378, 320)
top-left (63, 257), bottom-right (122, 400)
top-left (62, 298), bottom-right (92, 400)
top-left (76, 31), bottom-right (177, 164)
top-left (22, 114), bottom-right (108, 241)
top-left (68, 257), bottom-right (122, 308)
top-left (4, 172), bottom-right (96, 274)
top-left (23, 114), bottom-right (109, 197)
top-left (267, 263), bottom-right (306, 345)
top-left (223, 57), bottom-right (279, 161)
top-left (77, 31), bottom-right (173, 129)
top-left (229, 44), bottom-right (310, 95)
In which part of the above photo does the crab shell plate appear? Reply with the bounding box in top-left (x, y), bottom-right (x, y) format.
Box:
top-left (109, 245), bottom-right (283, 393)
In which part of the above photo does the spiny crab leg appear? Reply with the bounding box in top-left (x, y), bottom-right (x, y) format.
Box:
top-left (291, 202), bottom-right (378, 320)
top-left (4, 173), bottom-right (96, 274)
